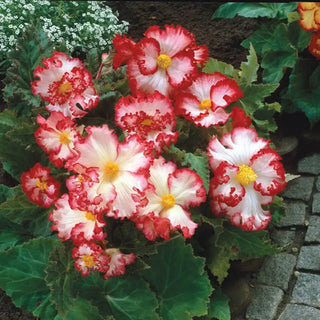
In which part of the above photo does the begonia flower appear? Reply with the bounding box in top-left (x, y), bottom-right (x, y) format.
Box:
top-left (135, 157), bottom-right (206, 239)
top-left (68, 125), bottom-right (152, 218)
top-left (31, 51), bottom-right (99, 119)
top-left (103, 248), bottom-right (135, 279)
top-left (116, 25), bottom-right (208, 97)
top-left (49, 194), bottom-right (106, 245)
top-left (115, 91), bottom-right (178, 155)
top-left (21, 162), bottom-right (60, 208)
top-left (298, 2), bottom-right (320, 31)
top-left (112, 34), bottom-right (137, 70)
top-left (207, 127), bottom-right (286, 231)
top-left (231, 106), bottom-right (252, 128)
top-left (72, 242), bottom-right (110, 277)
top-left (309, 31), bottom-right (320, 58)
top-left (35, 111), bottom-right (82, 168)
top-left (175, 72), bottom-right (243, 128)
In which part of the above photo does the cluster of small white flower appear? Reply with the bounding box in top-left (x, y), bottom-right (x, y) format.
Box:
top-left (0, 0), bottom-right (129, 58)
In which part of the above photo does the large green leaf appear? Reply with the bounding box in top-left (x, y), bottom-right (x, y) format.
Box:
top-left (0, 238), bottom-right (58, 312)
top-left (282, 57), bottom-right (320, 125)
top-left (0, 109), bottom-right (21, 135)
top-left (202, 58), bottom-right (235, 78)
top-left (201, 288), bottom-right (230, 320)
top-left (0, 193), bottom-right (52, 236)
top-left (78, 272), bottom-right (159, 320)
top-left (182, 152), bottom-right (210, 193)
top-left (0, 184), bottom-right (14, 204)
top-left (45, 241), bottom-right (80, 319)
top-left (142, 237), bottom-right (212, 320)
top-left (239, 43), bottom-right (259, 85)
top-left (212, 3), bottom-right (298, 19)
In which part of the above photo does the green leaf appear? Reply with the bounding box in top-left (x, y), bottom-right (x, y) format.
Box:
top-left (219, 225), bottom-right (278, 261)
top-left (0, 238), bottom-right (58, 312)
top-left (239, 83), bottom-right (279, 114)
top-left (282, 57), bottom-right (320, 125)
top-left (287, 11), bottom-right (301, 23)
top-left (3, 23), bottom-right (53, 116)
top-left (212, 3), bottom-right (298, 19)
top-left (0, 109), bottom-right (21, 136)
top-left (85, 47), bottom-right (100, 77)
top-left (32, 295), bottom-right (59, 320)
top-left (142, 237), bottom-right (212, 320)
top-left (0, 184), bottom-right (14, 204)
top-left (182, 152), bottom-right (210, 193)
top-left (287, 21), bottom-right (312, 51)
top-left (6, 121), bottom-right (39, 146)
top-left (206, 288), bottom-right (231, 320)
top-left (261, 49), bottom-right (297, 84)
top-left (241, 22), bottom-right (278, 54)
top-left (269, 196), bottom-right (287, 225)
top-left (78, 272), bottom-right (159, 320)
top-left (0, 193), bottom-right (52, 236)
top-left (203, 58), bottom-right (235, 78)
top-left (45, 241), bottom-right (80, 318)
top-left (59, 298), bottom-right (104, 320)
top-left (239, 43), bottom-right (258, 85)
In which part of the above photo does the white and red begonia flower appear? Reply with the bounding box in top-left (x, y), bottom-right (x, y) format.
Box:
top-left (114, 25), bottom-right (208, 97)
top-left (115, 91), bottom-right (178, 155)
top-left (35, 111), bottom-right (82, 168)
top-left (231, 106), bottom-right (252, 129)
top-left (31, 51), bottom-right (99, 119)
top-left (49, 194), bottom-right (106, 245)
top-left (72, 242), bottom-right (110, 277)
top-left (68, 125), bottom-right (152, 218)
top-left (207, 127), bottom-right (286, 231)
top-left (175, 72), bottom-right (243, 128)
top-left (134, 157), bottom-right (206, 239)
top-left (103, 248), bottom-right (135, 279)
top-left (21, 162), bottom-right (60, 208)
top-left (112, 33), bottom-right (137, 70)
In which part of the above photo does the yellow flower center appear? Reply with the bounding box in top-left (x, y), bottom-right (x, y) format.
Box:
top-left (85, 211), bottom-right (96, 221)
top-left (141, 119), bottom-right (154, 126)
top-left (59, 132), bottom-right (71, 145)
top-left (236, 165), bottom-right (257, 186)
top-left (58, 81), bottom-right (73, 94)
top-left (104, 162), bottom-right (119, 179)
top-left (36, 180), bottom-right (47, 190)
top-left (82, 254), bottom-right (95, 268)
top-left (161, 194), bottom-right (175, 209)
top-left (199, 99), bottom-right (212, 110)
top-left (157, 54), bottom-right (172, 69)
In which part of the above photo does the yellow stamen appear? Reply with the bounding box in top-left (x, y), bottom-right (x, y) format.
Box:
top-left (236, 165), bottom-right (257, 186)
top-left (59, 132), bottom-right (71, 145)
top-left (104, 162), bottom-right (119, 179)
top-left (316, 39), bottom-right (320, 46)
top-left (85, 211), bottom-right (96, 221)
top-left (199, 99), bottom-right (212, 110)
top-left (157, 54), bottom-right (172, 69)
top-left (141, 119), bottom-right (154, 126)
top-left (58, 81), bottom-right (72, 94)
top-left (82, 254), bottom-right (95, 268)
top-left (36, 180), bottom-right (47, 190)
top-left (161, 194), bottom-right (175, 209)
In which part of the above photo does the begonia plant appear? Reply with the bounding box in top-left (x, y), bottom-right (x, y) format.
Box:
top-left (0, 20), bottom-right (288, 320)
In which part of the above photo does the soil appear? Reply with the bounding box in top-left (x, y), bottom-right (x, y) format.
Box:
top-left (1, 1), bottom-right (319, 319)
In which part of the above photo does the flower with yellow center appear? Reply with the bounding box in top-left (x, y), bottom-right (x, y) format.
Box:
top-left (36, 180), bottom-right (47, 190)
top-left (199, 99), bottom-right (212, 110)
top-left (82, 254), bottom-right (95, 268)
top-left (236, 164), bottom-right (257, 186)
top-left (161, 194), bottom-right (176, 209)
top-left (58, 81), bottom-right (73, 94)
top-left (85, 211), bottom-right (96, 221)
top-left (59, 132), bottom-right (71, 145)
top-left (104, 162), bottom-right (119, 180)
top-left (157, 54), bottom-right (172, 69)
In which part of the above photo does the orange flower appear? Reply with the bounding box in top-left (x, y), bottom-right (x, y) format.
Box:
top-left (298, 2), bottom-right (320, 31)
top-left (309, 31), bottom-right (320, 58)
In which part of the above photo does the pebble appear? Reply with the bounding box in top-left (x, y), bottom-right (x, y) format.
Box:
top-left (297, 153), bottom-right (320, 175)
top-left (296, 246), bottom-right (320, 271)
top-left (246, 285), bottom-right (283, 320)
top-left (278, 303), bottom-right (320, 320)
top-left (312, 193), bottom-right (320, 214)
top-left (281, 176), bottom-right (314, 201)
top-left (305, 216), bottom-right (320, 243)
top-left (275, 201), bottom-right (306, 228)
top-left (291, 273), bottom-right (320, 308)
